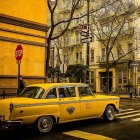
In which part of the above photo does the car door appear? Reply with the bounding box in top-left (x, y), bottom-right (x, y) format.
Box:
top-left (78, 86), bottom-right (99, 118)
top-left (58, 86), bottom-right (81, 122)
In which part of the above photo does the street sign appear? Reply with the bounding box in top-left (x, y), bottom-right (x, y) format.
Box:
top-left (81, 31), bottom-right (93, 37)
top-left (60, 63), bottom-right (67, 73)
top-left (81, 31), bottom-right (88, 37)
top-left (15, 45), bottom-right (23, 64)
top-left (81, 37), bottom-right (93, 43)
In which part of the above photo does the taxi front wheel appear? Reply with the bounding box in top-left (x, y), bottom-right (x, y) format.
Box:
top-left (103, 105), bottom-right (115, 121)
top-left (36, 116), bottom-right (54, 133)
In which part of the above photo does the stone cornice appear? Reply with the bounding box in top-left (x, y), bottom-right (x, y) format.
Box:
top-left (0, 14), bottom-right (49, 32)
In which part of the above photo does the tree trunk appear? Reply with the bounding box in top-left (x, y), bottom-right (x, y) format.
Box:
top-left (106, 67), bottom-right (110, 94)
top-left (46, 39), bottom-right (51, 78)
top-left (106, 50), bottom-right (110, 94)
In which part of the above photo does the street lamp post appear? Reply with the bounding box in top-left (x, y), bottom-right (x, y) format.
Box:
top-left (86, 0), bottom-right (90, 83)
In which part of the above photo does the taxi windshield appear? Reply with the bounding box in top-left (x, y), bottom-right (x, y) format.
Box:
top-left (19, 86), bottom-right (45, 99)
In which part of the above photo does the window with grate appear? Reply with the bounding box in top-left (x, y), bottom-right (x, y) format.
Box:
top-left (90, 49), bottom-right (94, 62)
top-left (118, 69), bottom-right (127, 84)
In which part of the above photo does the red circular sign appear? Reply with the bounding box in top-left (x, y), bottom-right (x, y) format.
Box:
top-left (15, 45), bottom-right (23, 63)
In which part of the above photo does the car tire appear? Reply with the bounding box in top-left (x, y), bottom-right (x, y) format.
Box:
top-left (103, 105), bottom-right (115, 121)
top-left (36, 116), bottom-right (54, 133)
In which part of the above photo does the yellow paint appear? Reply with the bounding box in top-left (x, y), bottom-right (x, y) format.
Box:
top-left (0, 83), bottom-right (120, 126)
top-left (64, 130), bottom-right (114, 140)
top-left (0, 41), bottom-right (45, 76)
top-left (0, 30), bottom-right (45, 43)
top-left (0, 0), bottom-right (48, 24)
top-left (0, 1), bottom-right (48, 79)
top-left (0, 23), bottom-right (46, 36)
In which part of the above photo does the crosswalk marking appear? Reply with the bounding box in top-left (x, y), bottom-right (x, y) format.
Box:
top-left (63, 130), bottom-right (114, 140)
top-left (121, 108), bottom-right (134, 112)
top-left (63, 108), bottom-right (140, 139)
top-left (116, 110), bottom-right (140, 116)
top-left (131, 118), bottom-right (140, 121)
top-left (118, 113), bottom-right (140, 119)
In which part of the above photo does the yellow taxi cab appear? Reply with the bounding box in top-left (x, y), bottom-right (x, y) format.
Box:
top-left (0, 83), bottom-right (121, 133)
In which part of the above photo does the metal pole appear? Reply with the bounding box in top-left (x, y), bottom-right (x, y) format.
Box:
top-left (52, 47), bottom-right (54, 82)
top-left (18, 63), bottom-right (20, 95)
top-left (135, 66), bottom-right (137, 97)
top-left (86, 0), bottom-right (90, 83)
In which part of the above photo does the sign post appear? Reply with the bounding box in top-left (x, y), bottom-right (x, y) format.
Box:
top-left (60, 63), bottom-right (67, 82)
top-left (15, 45), bottom-right (23, 95)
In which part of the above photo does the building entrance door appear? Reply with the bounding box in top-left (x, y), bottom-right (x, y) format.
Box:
top-left (100, 72), bottom-right (112, 92)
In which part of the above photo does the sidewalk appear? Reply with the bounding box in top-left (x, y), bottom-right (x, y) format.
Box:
top-left (96, 92), bottom-right (140, 100)
top-left (119, 94), bottom-right (140, 100)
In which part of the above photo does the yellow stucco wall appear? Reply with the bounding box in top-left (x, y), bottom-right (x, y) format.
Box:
top-left (0, 0), bottom-right (48, 24)
top-left (0, 0), bottom-right (48, 87)
top-left (0, 41), bottom-right (45, 76)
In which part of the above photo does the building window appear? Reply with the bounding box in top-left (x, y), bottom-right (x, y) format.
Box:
top-left (80, 52), bottom-right (82, 62)
top-left (76, 13), bottom-right (83, 24)
top-left (90, 49), bottom-right (94, 62)
top-left (76, 32), bottom-right (81, 43)
top-left (101, 48), bottom-right (106, 61)
top-left (64, 54), bottom-right (68, 64)
top-left (76, 52), bottom-right (82, 63)
top-left (90, 71), bottom-right (94, 83)
top-left (118, 69), bottom-right (127, 84)
top-left (64, 37), bottom-right (67, 46)
top-left (137, 71), bottom-right (140, 84)
top-left (128, 43), bottom-right (133, 52)
top-left (118, 45), bottom-right (123, 58)
top-left (76, 53), bottom-right (79, 62)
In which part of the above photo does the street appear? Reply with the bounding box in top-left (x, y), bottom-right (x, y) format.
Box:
top-left (0, 98), bottom-right (140, 140)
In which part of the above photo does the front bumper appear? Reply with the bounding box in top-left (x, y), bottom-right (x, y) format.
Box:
top-left (0, 120), bottom-right (22, 128)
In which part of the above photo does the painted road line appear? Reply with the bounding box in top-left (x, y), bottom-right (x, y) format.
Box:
top-left (121, 108), bottom-right (134, 112)
top-left (63, 130), bottom-right (114, 140)
top-left (131, 118), bottom-right (140, 121)
top-left (116, 110), bottom-right (140, 116)
top-left (118, 113), bottom-right (140, 119)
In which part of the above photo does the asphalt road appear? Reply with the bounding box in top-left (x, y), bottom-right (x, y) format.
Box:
top-left (1, 98), bottom-right (140, 140)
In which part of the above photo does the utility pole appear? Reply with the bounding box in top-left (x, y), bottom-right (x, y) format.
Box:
top-left (86, 0), bottom-right (90, 83)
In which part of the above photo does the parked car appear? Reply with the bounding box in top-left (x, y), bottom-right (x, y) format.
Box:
top-left (0, 83), bottom-right (121, 133)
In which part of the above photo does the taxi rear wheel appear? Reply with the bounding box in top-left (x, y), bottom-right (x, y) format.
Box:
top-left (103, 105), bottom-right (115, 121)
top-left (36, 116), bottom-right (54, 133)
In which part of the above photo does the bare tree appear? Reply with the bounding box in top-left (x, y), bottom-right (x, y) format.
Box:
top-left (46, 0), bottom-right (116, 80)
top-left (90, 0), bottom-right (139, 93)
top-left (46, 0), bottom-right (82, 78)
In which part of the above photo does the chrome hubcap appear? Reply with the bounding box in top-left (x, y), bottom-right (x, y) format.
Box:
top-left (41, 119), bottom-right (49, 128)
top-left (108, 108), bottom-right (114, 120)
top-left (38, 116), bottom-right (53, 133)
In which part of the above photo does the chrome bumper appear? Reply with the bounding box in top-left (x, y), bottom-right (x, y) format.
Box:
top-left (0, 120), bottom-right (22, 128)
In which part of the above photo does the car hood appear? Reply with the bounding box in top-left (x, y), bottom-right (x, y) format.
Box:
top-left (95, 94), bottom-right (120, 100)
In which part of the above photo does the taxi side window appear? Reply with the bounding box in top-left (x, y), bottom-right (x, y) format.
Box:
top-left (46, 88), bottom-right (57, 99)
top-left (78, 87), bottom-right (93, 97)
top-left (58, 87), bottom-right (76, 98)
